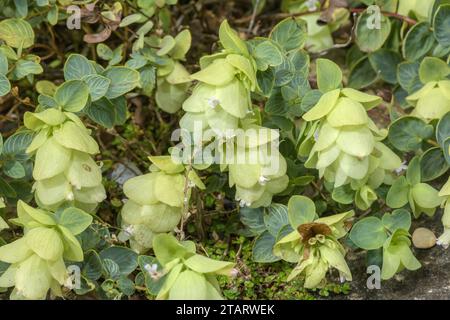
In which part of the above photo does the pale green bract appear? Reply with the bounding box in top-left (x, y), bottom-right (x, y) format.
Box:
top-left (151, 234), bottom-right (234, 300)
top-left (179, 20), bottom-right (289, 208)
top-left (0, 201), bottom-right (92, 300)
top-left (273, 195), bottom-right (353, 288)
top-left (301, 60), bottom-right (401, 210)
top-left (119, 156), bottom-right (204, 253)
top-left (437, 177), bottom-right (450, 247)
top-left (24, 109), bottom-right (106, 213)
top-left (407, 81), bottom-right (450, 120)
top-left (386, 156), bottom-right (442, 218)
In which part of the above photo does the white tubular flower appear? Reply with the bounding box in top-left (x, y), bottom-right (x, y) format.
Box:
top-left (395, 161), bottom-right (408, 175)
top-left (259, 175), bottom-right (270, 185)
top-left (207, 97), bottom-right (220, 109)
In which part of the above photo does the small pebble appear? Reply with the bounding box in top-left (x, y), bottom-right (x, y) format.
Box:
top-left (412, 228), bottom-right (437, 249)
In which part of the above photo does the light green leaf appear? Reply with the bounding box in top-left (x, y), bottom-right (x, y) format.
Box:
top-left (388, 116), bottom-right (434, 152)
top-left (433, 4), bottom-right (450, 48)
top-left (64, 54), bottom-right (96, 81)
top-left (0, 18), bottom-right (34, 48)
top-left (269, 18), bottom-right (307, 52)
top-left (419, 57), bottom-right (450, 83)
top-left (55, 207), bottom-right (92, 236)
top-left (54, 80), bottom-right (90, 112)
top-left (103, 67), bottom-right (140, 99)
top-left (218, 20), bottom-right (249, 56)
top-left (264, 203), bottom-right (289, 237)
top-left (82, 74), bottom-right (111, 101)
top-left (252, 231), bottom-right (280, 263)
top-left (355, 10), bottom-right (391, 52)
top-left (368, 49), bottom-right (402, 84)
top-left (25, 227), bottom-right (64, 261)
top-left (386, 176), bottom-right (410, 208)
top-left (153, 234), bottom-right (191, 266)
top-left (99, 246), bottom-right (138, 275)
top-left (287, 195), bottom-right (316, 228)
top-left (0, 74), bottom-right (10, 97)
top-left (316, 59), bottom-right (342, 93)
top-left (402, 22), bottom-right (435, 61)
top-left (184, 254), bottom-right (234, 275)
top-left (349, 217), bottom-right (387, 250)
top-left (382, 209), bottom-right (411, 233)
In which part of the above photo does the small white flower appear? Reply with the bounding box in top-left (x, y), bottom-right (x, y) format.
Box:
top-left (259, 175), bottom-right (270, 185)
top-left (66, 191), bottom-right (75, 201)
top-left (230, 268), bottom-right (239, 278)
top-left (306, 0), bottom-right (319, 11)
top-left (187, 180), bottom-right (196, 188)
top-left (144, 263), bottom-right (162, 280)
top-left (239, 199), bottom-right (251, 207)
top-left (207, 97), bottom-right (220, 109)
top-left (124, 225), bottom-right (134, 236)
top-left (395, 161), bottom-right (408, 174)
top-left (64, 276), bottom-right (75, 290)
top-left (314, 129), bottom-right (319, 142)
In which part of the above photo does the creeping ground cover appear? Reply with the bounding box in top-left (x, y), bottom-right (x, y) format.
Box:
top-left (0, 0), bottom-right (449, 300)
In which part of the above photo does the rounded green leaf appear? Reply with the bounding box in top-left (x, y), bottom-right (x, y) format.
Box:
top-left (0, 18), bottom-right (34, 48)
top-left (382, 209), bottom-right (411, 233)
top-left (99, 246), bottom-right (138, 275)
top-left (348, 57), bottom-right (378, 89)
top-left (402, 22), bottom-right (435, 61)
top-left (397, 61), bottom-right (422, 94)
top-left (64, 54), bottom-right (96, 81)
top-left (388, 116), bottom-right (434, 152)
top-left (269, 18), bottom-right (307, 52)
top-left (419, 57), bottom-right (450, 83)
top-left (103, 67), bottom-right (140, 99)
top-left (433, 4), bottom-right (450, 48)
top-left (55, 207), bottom-right (93, 236)
top-left (287, 195), bottom-right (316, 228)
top-left (316, 59), bottom-right (342, 93)
top-left (82, 74), bottom-right (111, 101)
top-left (412, 183), bottom-right (442, 209)
top-left (368, 49), bottom-right (402, 84)
top-left (386, 176), bottom-right (410, 209)
top-left (252, 231), bottom-right (280, 263)
top-left (219, 20), bottom-right (249, 56)
top-left (349, 217), bottom-right (388, 250)
top-left (355, 10), bottom-right (391, 53)
top-left (420, 147), bottom-right (449, 182)
top-left (25, 227), bottom-right (64, 261)
top-left (0, 74), bottom-right (11, 97)
top-left (54, 80), bottom-right (90, 112)
top-left (264, 203), bottom-right (289, 237)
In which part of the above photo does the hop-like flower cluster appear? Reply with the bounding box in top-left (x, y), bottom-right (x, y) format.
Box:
top-left (25, 109), bottom-right (106, 213)
top-left (120, 156), bottom-right (204, 253)
top-left (274, 196), bottom-right (353, 288)
top-left (0, 201), bottom-right (91, 299)
top-left (152, 234), bottom-right (234, 300)
top-left (178, 21), bottom-right (288, 207)
top-left (302, 88), bottom-right (401, 208)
